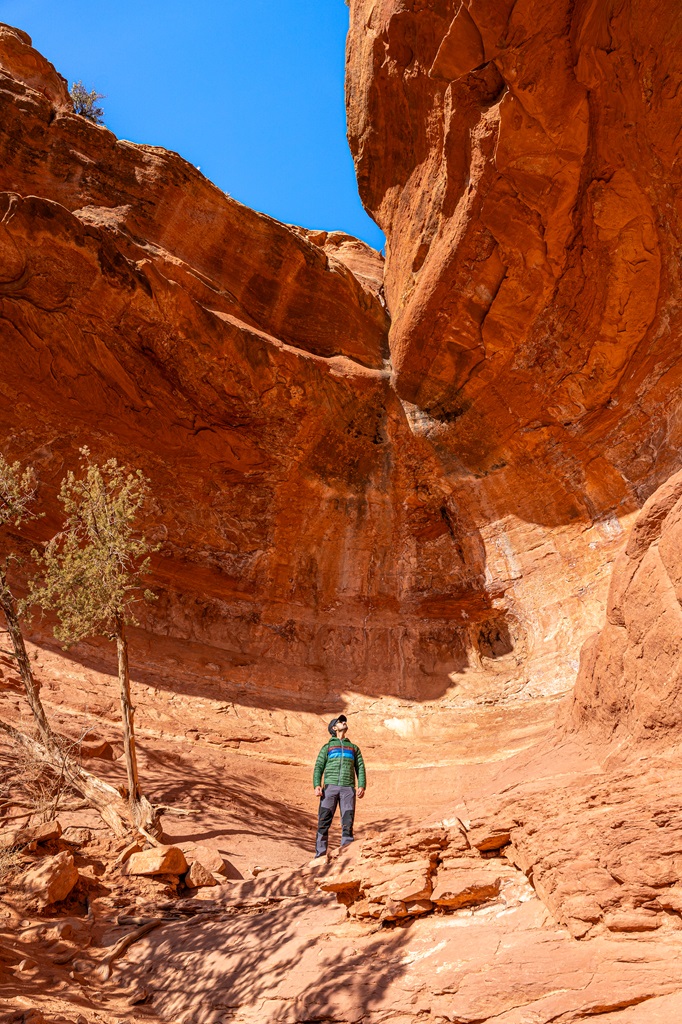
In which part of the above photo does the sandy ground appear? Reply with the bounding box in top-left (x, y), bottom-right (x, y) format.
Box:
top-left (3, 640), bottom-right (649, 1024)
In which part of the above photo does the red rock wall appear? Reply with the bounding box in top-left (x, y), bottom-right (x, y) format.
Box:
top-left (0, 24), bottom-right (516, 705)
top-left (569, 469), bottom-right (682, 741)
top-left (3, 1), bottom-right (682, 710)
top-left (345, 0), bottom-right (682, 699)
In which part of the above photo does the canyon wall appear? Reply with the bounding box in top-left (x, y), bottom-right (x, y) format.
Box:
top-left (570, 468), bottom-right (682, 742)
top-left (2, 0), bottom-right (682, 712)
top-left (0, 24), bottom-right (516, 707)
top-left (346, 0), bottom-right (682, 702)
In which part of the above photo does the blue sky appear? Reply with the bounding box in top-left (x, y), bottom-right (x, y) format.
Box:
top-left (0, 0), bottom-right (384, 249)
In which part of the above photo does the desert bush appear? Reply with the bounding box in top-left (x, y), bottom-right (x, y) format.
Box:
top-left (1, 450), bottom-right (159, 838)
top-left (69, 81), bottom-right (105, 124)
top-left (31, 448), bottom-right (159, 832)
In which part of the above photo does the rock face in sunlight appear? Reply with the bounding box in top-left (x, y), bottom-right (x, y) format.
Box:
top-left (0, 14), bottom-right (646, 712)
top-left (0, 22), bottom-right (500, 705)
top-left (0, 20), bottom-right (578, 706)
top-left (5, 7), bottom-right (682, 1024)
top-left (346, 0), bottom-right (682, 700)
top-left (570, 469), bottom-right (682, 743)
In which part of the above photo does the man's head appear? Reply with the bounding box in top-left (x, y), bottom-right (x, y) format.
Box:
top-left (328, 714), bottom-right (348, 737)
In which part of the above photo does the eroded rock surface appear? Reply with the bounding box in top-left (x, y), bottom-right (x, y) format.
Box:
top-left (346, 0), bottom-right (682, 696)
top-left (319, 821), bottom-right (529, 922)
top-left (0, 13), bottom-right (659, 706)
top-left (570, 469), bottom-right (682, 743)
top-left (0, 21), bottom-right (546, 706)
top-left (113, 831), bottom-right (682, 1024)
top-left (3, 6), bottom-right (682, 1024)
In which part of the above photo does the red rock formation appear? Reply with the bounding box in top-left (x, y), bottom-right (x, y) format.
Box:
top-left (570, 469), bottom-right (682, 742)
top-left (0, 23), bottom-right (521, 705)
top-left (347, 0), bottom-right (679, 431)
top-left (4, 10), bottom-right (682, 1024)
top-left (346, 0), bottom-right (682, 697)
top-left (0, 16), bottom-right (621, 709)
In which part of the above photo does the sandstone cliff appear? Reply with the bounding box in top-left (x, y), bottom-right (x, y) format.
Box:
top-left (571, 468), bottom-right (682, 742)
top-left (6, 2), bottom-right (677, 707)
top-left (3, 6), bottom-right (682, 1024)
top-left (0, 21), bottom-right (560, 709)
top-left (347, 0), bottom-right (682, 699)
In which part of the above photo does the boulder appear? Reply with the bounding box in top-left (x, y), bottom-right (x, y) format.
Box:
top-left (125, 846), bottom-right (188, 877)
top-left (115, 841), bottom-right (143, 867)
top-left (22, 850), bottom-right (78, 905)
top-left (77, 731), bottom-right (115, 760)
top-left (186, 843), bottom-right (228, 877)
top-left (185, 860), bottom-right (218, 889)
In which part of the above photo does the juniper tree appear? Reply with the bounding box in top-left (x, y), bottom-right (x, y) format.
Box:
top-left (0, 455), bottom-right (137, 836)
top-left (69, 81), bottom-right (105, 124)
top-left (32, 449), bottom-right (159, 832)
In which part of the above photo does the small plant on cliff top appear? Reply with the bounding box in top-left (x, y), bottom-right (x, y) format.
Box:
top-left (30, 449), bottom-right (158, 832)
top-left (69, 81), bottom-right (105, 124)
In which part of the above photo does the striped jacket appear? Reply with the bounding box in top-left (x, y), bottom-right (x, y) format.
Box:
top-left (313, 738), bottom-right (366, 789)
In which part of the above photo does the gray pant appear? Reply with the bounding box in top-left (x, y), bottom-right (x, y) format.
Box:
top-left (315, 785), bottom-right (356, 856)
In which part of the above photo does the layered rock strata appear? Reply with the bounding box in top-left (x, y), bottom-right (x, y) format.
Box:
top-left (4, 10), bottom-right (675, 704)
top-left (346, 0), bottom-right (682, 698)
top-left (0, 23), bottom-right (514, 703)
top-left (3, 9), bottom-right (682, 1024)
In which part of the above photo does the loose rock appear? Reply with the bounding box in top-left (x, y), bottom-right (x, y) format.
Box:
top-left (22, 850), bottom-right (78, 905)
top-left (185, 860), bottom-right (218, 889)
top-left (125, 846), bottom-right (188, 877)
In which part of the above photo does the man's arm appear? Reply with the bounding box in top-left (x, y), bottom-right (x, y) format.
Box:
top-left (313, 742), bottom-right (329, 790)
top-left (355, 744), bottom-right (366, 794)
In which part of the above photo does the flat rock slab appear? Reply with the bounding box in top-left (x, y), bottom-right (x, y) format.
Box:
top-left (126, 846), bottom-right (188, 877)
top-left (431, 864), bottom-right (502, 908)
top-left (122, 883), bottom-right (682, 1024)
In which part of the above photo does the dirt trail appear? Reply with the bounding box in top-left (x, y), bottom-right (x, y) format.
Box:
top-left (4, 646), bottom-right (682, 1024)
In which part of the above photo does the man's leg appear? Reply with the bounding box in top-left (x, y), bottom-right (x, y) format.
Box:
top-left (315, 785), bottom-right (340, 857)
top-left (339, 786), bottom-right (357, 847)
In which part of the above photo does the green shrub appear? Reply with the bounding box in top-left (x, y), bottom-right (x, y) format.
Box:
top-left (69, 81), bottom-right (105, 124)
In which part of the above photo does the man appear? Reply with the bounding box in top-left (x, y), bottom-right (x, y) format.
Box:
top-left (312, 714), bottom-right (366, 860)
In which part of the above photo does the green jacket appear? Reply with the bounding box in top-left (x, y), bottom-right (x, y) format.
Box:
top-left (313, 737), bottom-right (366, 789)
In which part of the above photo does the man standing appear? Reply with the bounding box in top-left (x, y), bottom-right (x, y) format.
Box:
top-left (312, 714), bottom-right (366, 860)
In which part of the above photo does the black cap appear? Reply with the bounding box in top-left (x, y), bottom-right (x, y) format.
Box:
top-left (327, 714), bottom-right (348, 736)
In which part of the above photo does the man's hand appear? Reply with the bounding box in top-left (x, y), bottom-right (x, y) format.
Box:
top-left (314, 786), bottom-right (323, 798)
top-left (357, 788), bottom-right (365, 799)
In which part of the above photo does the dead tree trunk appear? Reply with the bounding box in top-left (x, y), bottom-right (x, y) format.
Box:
top-left (0, 719), bottom-right (130, 836)
top-left (115, 613), bottom-right (140, 803)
